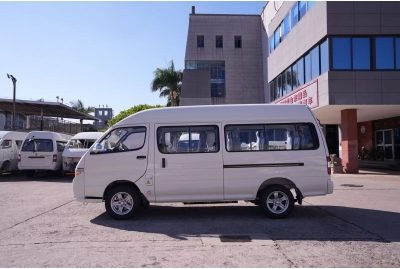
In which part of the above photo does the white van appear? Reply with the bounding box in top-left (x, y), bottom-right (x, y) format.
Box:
top-left (62, 132), bottom-right (103, 175)
top-left (73, 104), bottom-right (333, 220)
top-left (18, 131), bottom-right (72, 177)
top-left (0, 131), bottom-right (28, 173)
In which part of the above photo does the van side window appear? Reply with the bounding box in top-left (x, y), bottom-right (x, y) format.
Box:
top-left (57, 141), bottom-right (67, 152)
top-left (97, 127), bottom-right (146, 153)
top-left (157, 125), bottom-right (219, 154)
top-left (1, 140), bottom-right (12, 149)
top-left (225, 123), bottom-right (319, 152)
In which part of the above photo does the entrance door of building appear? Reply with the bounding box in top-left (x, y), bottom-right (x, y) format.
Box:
top-left (326, 125), bottom-right (339, 157)
top-left (376, 130), bottom-right (394, 160)
top-left (394, 129), bottom-right (400, 161)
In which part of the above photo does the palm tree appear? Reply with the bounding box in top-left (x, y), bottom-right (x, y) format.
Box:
top-left (69, 100), bottom-right (95, 114)
top-left (159, 84), bottom-right (181, 107)
top-left (150, 60), bottom-right (182, 107)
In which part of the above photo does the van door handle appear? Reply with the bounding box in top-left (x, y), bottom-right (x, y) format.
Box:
top-left (162, 158), bottom-right (166, 168)
top-left (136, 156), bottom-right (146, 160)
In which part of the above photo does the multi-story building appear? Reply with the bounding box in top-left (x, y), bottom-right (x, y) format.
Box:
top-left (181, 2), bottom-right (400, 173)
top-left (94, 106), bottom-right (114, 130)
top-left (180, 7), bottom-right (265, 106)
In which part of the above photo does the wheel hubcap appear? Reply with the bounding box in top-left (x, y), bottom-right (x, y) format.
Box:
top-left (266, 191), bottom-right (289, 214)
top-left (111, 192), bottom-right (134, 215)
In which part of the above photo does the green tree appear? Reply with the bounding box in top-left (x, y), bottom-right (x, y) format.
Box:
top-left (70, 100), bottom-right (95, 114)
top-left (150, 60), bottom-right (182, 107)
top-left (108, 104), bottom-right (163, 127)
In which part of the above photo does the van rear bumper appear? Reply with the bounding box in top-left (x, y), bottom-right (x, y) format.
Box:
top-left (327, 179), bottom-right (334, 194)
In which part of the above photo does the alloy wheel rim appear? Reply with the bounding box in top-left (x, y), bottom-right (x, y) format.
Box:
top-left (111, 192), bottom-right (134, 215)
top-left (266, 191), bottom-right (289, 214)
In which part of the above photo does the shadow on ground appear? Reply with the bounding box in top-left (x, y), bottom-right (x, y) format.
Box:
top-left (90, 204), bottom-right (400, 243)
top-left (0, 173), bottom-right (72, 183)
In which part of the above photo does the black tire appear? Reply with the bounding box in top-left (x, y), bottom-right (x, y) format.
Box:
top-left (26, 170), bottom-right (35, 178)
top-left (1, 161), bottom-right (11, 173)
top-left (105, 185), bottom-right (141, 220)
top-left (259, 185), bottom-right (295, 219)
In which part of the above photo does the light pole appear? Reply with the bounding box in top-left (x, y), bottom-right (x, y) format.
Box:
top-left (7, 74), bottom-right (17, 130)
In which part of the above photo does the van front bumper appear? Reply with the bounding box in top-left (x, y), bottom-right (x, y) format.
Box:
top-left (327, 179), bottom-right (334, 194)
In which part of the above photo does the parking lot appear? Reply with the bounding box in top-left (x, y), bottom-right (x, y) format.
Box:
top-left (1, 170), bottom-right (400, 267)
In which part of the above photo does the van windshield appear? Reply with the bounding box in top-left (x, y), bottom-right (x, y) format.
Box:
top-left (66, 139), bottom-right (97, 149)
top-left (21, 139), bottom-right (53, 152)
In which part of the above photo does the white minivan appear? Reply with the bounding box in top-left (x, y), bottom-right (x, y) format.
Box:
top-left (73, 104), bottom-right (333, 220)
top-left (19, 131), bottom-right (72, 177)
top-left (0, 131), bottom-right (28, 173)
top-left (62, 132), bottom-right (103, 175)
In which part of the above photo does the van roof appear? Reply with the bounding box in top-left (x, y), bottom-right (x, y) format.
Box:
top-left (71, 132), bottom-right (103, 140)
top-left (0, 131), bottom-right (29, 139)
top-left (115, 104), bottom-right (313, 126)
top-left (25, 131), bottom-right (72, 140)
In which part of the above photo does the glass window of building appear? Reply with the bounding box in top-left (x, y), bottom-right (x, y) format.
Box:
top-left (270, 35), bottom-right (274, 53)
top-left (270, 81), bottom-right (275, 101)
top-left (282, 13), bottom-right (291, 39)
top-left (197, 35), bottom-right (204, 48)
top-left (320, 39), bottom-right (328, 74)
top-left (311, 46), bottom-right (319, 79)
top-left (396, 38), bottom-right (400, 69)
top-left (234, 36), bottom-right (242, 48)
top-left (375, 37), bottom-right (394, 69)
top-left (297, 58), bottom-right (304, 86)
top-left (307, 1), bottom-right (315, 10)
top-left (216, 36), bottom-right (223, 48)
top-left (292, 63), bottom-right (298, 89)
top-left (282, 71), bottom-right (287, 96)
top-left (291, 2), bottom-right (299, 28)
top-left (304, 53), bottom-right (311, 83)
top-left (352, 38), bottom-right (371, 70)
top-left (277, 75), bottom-right (282, 99)
top-left (285, 67), bottom-right (292, 93)
top-left (332, 37), bottom-right (351, 69)
top-left (299, 1), bottom-right (307, 20)
top-left (274, 27), bottom-right (281, 48)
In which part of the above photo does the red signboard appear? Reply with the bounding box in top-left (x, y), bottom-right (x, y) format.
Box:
top-left (273, 80), bottom-right (319, 109)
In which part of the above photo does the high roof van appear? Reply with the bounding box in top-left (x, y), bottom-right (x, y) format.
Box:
top-left (0, 131), bottom-right (28, 173)
top-left (18, 131), bottom-right (72, 177)
top-left (62, 132), bottom-right (103, 175)
top-left (73, 104), bottom-right (333, 220)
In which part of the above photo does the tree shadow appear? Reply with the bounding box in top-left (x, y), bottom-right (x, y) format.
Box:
top-left (90, 204), bottom-right (400, 243)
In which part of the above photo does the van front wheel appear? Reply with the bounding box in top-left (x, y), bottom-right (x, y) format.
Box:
top-left (105, 186), bottom-right (140, 220)
top-left (260, 185), bottom-right (294, 219)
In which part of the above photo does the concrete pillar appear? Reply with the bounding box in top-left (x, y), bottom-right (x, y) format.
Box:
top-left (338, 125), bottom-right (342, 159)
top-left (26, 115), bottom-right (30, 129)
top-left (341, 109), bottom-right (358, 173)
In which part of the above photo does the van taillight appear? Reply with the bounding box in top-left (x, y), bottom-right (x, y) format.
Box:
top-left (18, 154), bottom-right (21, 163)
top-left (53, 154), bottom-right (57, 162)
top-left (327, 156), bottom-right (331, 175)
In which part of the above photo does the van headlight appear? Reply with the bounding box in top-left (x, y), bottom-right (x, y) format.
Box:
top-left (75, 168), bottom-right (84, 177)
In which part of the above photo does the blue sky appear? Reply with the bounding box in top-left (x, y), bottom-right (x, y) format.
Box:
top-left (0, 1), bottom-right (266, 118)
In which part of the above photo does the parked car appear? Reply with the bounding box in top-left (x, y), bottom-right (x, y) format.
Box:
top-left (0, 131), bottom-right (27, 174)
top-left (18, 131), bottom-right (72, 177)
top-left (73, 104), bottom-right (333, 220)
top-left (62, 132), bottom-right (103, 175)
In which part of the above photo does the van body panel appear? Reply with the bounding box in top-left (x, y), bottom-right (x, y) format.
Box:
top-left (18, 131), bottom-right (72, 171)
top-left (154, 123), bottom-right (223, 202)
top-left (83, 124), bottom-right (150, 198)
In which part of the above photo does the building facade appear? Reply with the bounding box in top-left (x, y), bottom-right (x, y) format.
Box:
top-left (180, 7), bottom-right (265, 106)
top-left (94, 107), bottom-right (114, 130)
top-left (264, 1), bottom-right (400, 172)
top-left (181, 2), bottom-right (400, 173)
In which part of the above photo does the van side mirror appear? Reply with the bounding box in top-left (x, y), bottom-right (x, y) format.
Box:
top-left (91, 143), bottom-right (102, 154)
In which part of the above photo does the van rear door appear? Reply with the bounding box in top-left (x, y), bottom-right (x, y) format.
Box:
top-left (20, 139), bottom-right (54, 168)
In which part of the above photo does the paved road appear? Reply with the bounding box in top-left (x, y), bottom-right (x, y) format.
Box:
top-left (0, 170), bottom-right (399, 267)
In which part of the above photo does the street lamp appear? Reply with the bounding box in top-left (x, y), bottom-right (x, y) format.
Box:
top-left (7, 74), bottom-right (17, 130)
top-left (56, 96), bottom-right (59, 103)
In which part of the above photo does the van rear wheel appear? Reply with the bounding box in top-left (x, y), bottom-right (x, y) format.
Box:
top-left (260, 185), bottom-right (294, 219)
top-left (105, 186), bottom-right (140, 220)
top-left (1, 161), bottom-right (11, 173)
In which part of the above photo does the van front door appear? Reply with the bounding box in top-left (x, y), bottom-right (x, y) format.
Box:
top-left (84, 125), bottom-right (149, 198)
top-left (154, 124), bottom-right (223, 202)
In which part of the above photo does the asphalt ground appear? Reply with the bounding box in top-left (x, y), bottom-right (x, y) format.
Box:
top-left (0, 169), bottom-right (399, 267)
